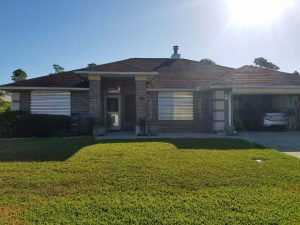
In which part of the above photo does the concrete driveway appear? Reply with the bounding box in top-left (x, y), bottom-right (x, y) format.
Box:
top-left (238, 132), bottom-right (300, 158)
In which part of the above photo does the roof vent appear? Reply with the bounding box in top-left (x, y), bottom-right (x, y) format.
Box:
top-left (171, 46), bottom-right (181, 59)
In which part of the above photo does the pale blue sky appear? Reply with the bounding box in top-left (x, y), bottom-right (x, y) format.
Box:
top-left (1, 0), bottom-right (300, 84)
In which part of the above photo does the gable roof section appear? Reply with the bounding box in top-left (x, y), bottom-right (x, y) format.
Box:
top-left (79, 60), bottom-right (151, 72)
top-left (1, 71), bottom-right (88, 89)
top-left (144, 59), bottom-right (234, 89)
top-left (88, 58), bottom-right (234, 89)
top-left (211, 66), bottom-right (300, 87)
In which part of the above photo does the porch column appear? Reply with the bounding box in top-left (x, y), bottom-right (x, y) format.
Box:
top-left (88, 75), bottom-right (102, 121)
top-left (135, 76), bottom-right (147, 123)
top-left (213, 90), bottom-right (226, 132)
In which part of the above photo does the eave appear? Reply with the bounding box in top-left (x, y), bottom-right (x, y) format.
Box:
top-left (0, 86), bottom-right (89, 91)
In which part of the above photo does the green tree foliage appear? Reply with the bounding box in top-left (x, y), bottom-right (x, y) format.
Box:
top-left (0, 92), bottom-right (11, 113)
top-left (199, 58), bottom-right (216, 65)
top-left (293, 71), bottom-right (300, 75)
top-left (11, 69), bottom-right (27, 83)
top-left (87, 63), bottom-right (97, 67)
top-left (53, 64), bottom-right (65, 73)
top-left (254, 57), bottom-right (280, 71)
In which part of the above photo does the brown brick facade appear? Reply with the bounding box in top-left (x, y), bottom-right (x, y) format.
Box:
top-left (15, 87), bottom-right (215, 133)
top-left (135, 79), bottom-right (147, 123)
top-left (199, 91), bottom-right (213, 131)
top-left (20, 91), bottom-right (31, 112)
top-left (71, 91), bottom-right (89, 131)
top-left (147, 91), bottom-right (213, 132)
top-left (88, 77), bottom-right (102, 120)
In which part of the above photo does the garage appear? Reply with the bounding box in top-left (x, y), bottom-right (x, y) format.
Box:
top-left (233, 94), bottom-right (300, 131)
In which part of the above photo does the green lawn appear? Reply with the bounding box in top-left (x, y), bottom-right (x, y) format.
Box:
top-left (0, 138), bottom-right (299, 225)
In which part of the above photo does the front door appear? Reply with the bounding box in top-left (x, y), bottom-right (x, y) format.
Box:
top-left (105, 96), bottom-right (121, 130)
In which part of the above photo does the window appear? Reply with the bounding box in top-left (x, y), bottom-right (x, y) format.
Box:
top-left (158, 92), bottom-right (193, 120)
top-left (31, 91), bottom-right (71, 116)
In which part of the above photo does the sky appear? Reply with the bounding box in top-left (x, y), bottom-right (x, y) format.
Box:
top-left (1, 0), bottom-right (300, 85)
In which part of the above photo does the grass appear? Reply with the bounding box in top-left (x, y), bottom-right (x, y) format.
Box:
top-left (0, 138), bottom-right (299, 224)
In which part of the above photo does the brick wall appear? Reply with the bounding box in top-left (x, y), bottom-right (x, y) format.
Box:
top-left (71, 91), bottom-right (89, 131)
top-left (135, 79), bottom-right (147, 123)
top-left (147, 91), bottom-right (213, 132)
top-left (88, 77), bottom-right (102, 120)
top-left (199, 91), bottom-right (213, 131)
top-left (20, 92), bottom-right (31, 112)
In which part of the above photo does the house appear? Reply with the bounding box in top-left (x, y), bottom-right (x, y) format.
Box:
top-left (1, 46), bottom-right (300, 133)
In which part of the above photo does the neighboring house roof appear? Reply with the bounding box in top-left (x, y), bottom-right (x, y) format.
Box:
top-left (1, 59), bottom-right (299, 90)
top-left (211, 65), bottom-right (300, 87)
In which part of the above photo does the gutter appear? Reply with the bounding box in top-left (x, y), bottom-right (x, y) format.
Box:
top-left (210, 85), bottom-right (300, 89)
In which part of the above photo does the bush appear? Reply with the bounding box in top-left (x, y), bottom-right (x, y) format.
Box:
top-left (0, 111), bottom-right (26, 137)
top-left (17, 114), bottom-right (71, 137)
top-left (0, 111), bottom-right (71, 138)
top-left (0, 102), bottom-right (11, 113)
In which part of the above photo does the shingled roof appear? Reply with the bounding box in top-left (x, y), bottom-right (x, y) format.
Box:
top-left (0, 58), bottom-right (234, 89)
top-left (210, 65), bottom-right (300, 87)
top-left (79, 60), bottom-right (152, 72)
top-left (142, 58), bottom-right (234, 89)
top-left (1, 59), bottom-right (299, 90)
top-left (1, 71), bottom-right (88, 88)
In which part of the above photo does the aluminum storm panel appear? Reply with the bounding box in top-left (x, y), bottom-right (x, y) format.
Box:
top-left (158, 92), bottom-right (193, 120)
top-left (31, 91), bottom-right (71, 116)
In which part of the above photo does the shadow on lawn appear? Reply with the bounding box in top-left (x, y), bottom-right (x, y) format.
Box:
top-left (0, 138), bottom-right (266, 162)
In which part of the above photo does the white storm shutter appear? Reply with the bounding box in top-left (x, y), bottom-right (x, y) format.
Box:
top-left (31, 91), bottom-right (71, 116)
top-left (158, 92), bottom-right (193, 120)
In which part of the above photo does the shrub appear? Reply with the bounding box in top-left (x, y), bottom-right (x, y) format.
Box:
top-left (17, 114), bottom-right (71, 137)
top-left (0, 111), bottom-right (25, 137)
top-left (0, 102), bottom-right (11, 113)
top-left (0, 112), bottom-right (71, 138)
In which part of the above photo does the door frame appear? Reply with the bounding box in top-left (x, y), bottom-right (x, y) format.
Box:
top-left (104, 95), bottom-right (121, 130)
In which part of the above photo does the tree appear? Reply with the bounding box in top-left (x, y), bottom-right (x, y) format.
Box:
top-left (87, 63), bottom-right (97, 67)
top-left (253, 57), bottom-right (280, 71)
top-left (293, 71), bottom-right (300, 75)
top-left (53, 64), bottom-right (64, 73)
top-left (199, 58), bottom-right (216, 65)
top-left (11, 69), bottom-right (27, 83)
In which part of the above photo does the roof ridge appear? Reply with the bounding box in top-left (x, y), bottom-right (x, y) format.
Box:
top-left (209, 66), bottom-right (246, 86)
top-left (247, 65), bottom-right (292, 75)
top-left (118, 61), bottom-right (150, 72)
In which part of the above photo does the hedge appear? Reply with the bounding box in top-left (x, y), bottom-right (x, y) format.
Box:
top-left (0, 111), bottom-right (71, 138)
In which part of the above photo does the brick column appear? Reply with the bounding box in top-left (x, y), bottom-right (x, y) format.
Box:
top-left (135, 76), bottom-right (147, 123)
top-left (88, 75), bottom-right (102, 121)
